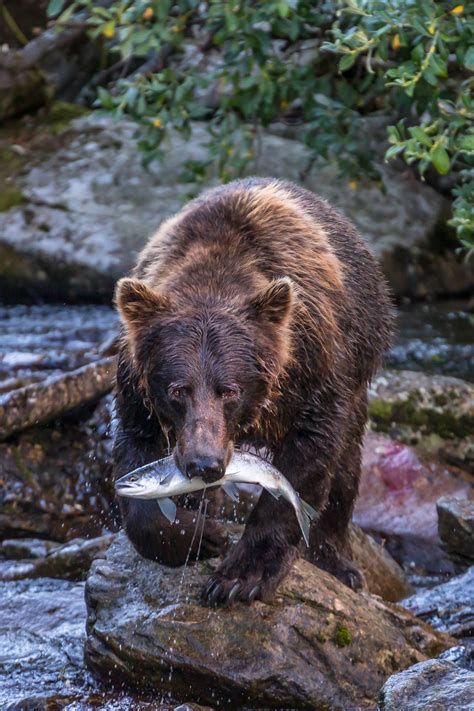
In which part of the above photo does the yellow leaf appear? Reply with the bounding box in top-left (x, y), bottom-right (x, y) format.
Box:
top-left (102, 26), bottom-right (115, 38)
top-left (153, 118), bottom-right (162, 128)
top-left (428, 21), bottom-right (436, 35)
top-left (349, 180), bottom-right (358, 190)
top-left (142, 7), bottom-right (154, 20)
top-left (450, 4), bottom-right (464, 14)
top-left (391, 34), bottom-right (401, 50)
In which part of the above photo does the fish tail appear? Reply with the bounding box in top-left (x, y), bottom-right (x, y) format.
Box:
top-left (297, 497), bottom-right (319, 547)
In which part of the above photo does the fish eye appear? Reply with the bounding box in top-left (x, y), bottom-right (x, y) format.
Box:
top-left (128, 475), bottom-right (139, 483)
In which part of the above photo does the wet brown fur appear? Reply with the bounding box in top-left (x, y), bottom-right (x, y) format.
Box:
top-left (114, 177), bottom-right (393, 603)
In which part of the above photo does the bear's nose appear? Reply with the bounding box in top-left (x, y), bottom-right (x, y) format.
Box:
top-left (185, 457), bottom-right (225, 484)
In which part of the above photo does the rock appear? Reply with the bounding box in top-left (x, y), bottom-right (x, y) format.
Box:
top-left (378, 658), bottom-right (474, 710)
top-left (0, 395), bottom-right (116, 541)
top-left (369, 369), bottom-right (474, 474)
top-left (0, 533), bottom-right (115, 581)
top-left (0, 115), bottom-right (471, 301)
top-left (348, 524), bottom-right (412, 601)
top-left (0, 356), bottom-right (115, 439)
top-left (402, 567), bottom-right (474, 640)
top-left (437, 497), bottom-right (474, 562)
top-left (0, 537), bottom-right (58, 559)
top-left (354, 432), bottom-right (473, 576)
top-left (85, 533), bottom-right (452, 710)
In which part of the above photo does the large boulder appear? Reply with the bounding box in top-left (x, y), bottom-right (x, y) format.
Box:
top-left (0, 113), bottom-right (470, 301)
top-left (378, 657), bottom-right (474, 710)
top-left (85, 532), bottom-right (452, 710)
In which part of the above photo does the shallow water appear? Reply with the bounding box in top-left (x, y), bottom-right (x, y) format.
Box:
top-left (387, 301), bottom-right (474, 381)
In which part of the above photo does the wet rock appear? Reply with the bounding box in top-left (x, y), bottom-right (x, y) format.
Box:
top-left (0, 537), bottom-right (57, 559)
top-left (0, 356), bottom-right (115, 439)
top-left (85, 532), bottom-right (452, 710)
top-left (378, 658), bottom-right (474, 710)
top-left (0, 115), bottom-right (470, 301)
top-left (348, 524), bottom-right (412, 602)
top-left (0, 395), bottom-right (116, 541)
top-left (0, 533), bottom-right (115, 581)
top-left (369, 369), bottom-right (474, 474)
top-left (402, 567), bottom-right (474, 640)
top-left (354, 432), bottom-right (473, 576)
top-left (437, 497), bottom-right (474, 562)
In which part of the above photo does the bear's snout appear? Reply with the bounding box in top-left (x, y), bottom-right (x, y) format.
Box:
top-left (184, 456), bottom-right (225, 484)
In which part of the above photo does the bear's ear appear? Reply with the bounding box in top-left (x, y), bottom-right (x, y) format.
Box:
top-left (247, 277), bottom-right (294, 325)
top-left (115, 278), bottom-right (171, 331)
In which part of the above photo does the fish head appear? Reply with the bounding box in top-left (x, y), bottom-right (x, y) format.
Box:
top-left (115, 468), bottom-right (164, 498)
top-left (116, 277), bottom-right (294, 484)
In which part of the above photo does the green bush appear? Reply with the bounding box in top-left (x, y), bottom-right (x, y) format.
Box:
top-left (48, 0), bottom-right (473, 250)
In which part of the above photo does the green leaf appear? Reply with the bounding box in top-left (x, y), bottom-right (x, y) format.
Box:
top-left (47, 0), bottom-right (67, 16)
top-left (339, 54), bottom-right (356, 71)
top-left (409, 126), bottom-right (432, 147)
top-left (431, 145), bottom-right (450, 175)
top-left (464, 46), bottom-right (474, 72)
top-left (457, 135), bottom-right (474, 153)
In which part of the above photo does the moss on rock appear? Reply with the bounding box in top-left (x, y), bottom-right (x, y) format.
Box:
top-left (333, 624), bottom-right (353, 647)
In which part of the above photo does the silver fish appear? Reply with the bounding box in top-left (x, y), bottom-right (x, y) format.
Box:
top-left (115, 451), bottom-right (318, 546)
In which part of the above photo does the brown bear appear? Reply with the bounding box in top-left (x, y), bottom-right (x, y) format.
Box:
top-left (114, 177), bottom-right (393, 605)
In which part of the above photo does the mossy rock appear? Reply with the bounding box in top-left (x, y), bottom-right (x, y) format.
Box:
top-left (369, 371), bottom-right (474, 464)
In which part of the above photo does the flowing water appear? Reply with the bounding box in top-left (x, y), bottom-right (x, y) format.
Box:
top-left (0, 298), bottom-right (472, 707)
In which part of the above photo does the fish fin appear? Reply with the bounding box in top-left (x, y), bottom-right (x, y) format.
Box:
top-left (159, 471), bottom-right (175, 485)
top-left (262, 484), bottom-right (281, 500)
top-left (297, 497), bottom-right (319, 547)
top-left (222, 482), bottom-right (240, 503)
top-left (157, 497), bottom-right (177, 524)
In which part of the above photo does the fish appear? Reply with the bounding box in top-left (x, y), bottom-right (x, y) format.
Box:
top-left (115, 451), bottom-right (318, 546)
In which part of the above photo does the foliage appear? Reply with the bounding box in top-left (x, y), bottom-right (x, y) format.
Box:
top-left (47, 0), bottom-right (474, 249)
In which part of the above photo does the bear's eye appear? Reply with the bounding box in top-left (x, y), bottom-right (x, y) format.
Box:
top-left (218, 386), bottom-right (241, 401)
top-left (168, 385), bottom-right (188, 401)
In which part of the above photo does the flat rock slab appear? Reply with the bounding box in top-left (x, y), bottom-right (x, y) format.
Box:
top-left (378, 658), bottom-right (474, 710)
top-left (85, 533), bottom-right (453, 709)
top-left (402, 566), bottom-right (474, 640)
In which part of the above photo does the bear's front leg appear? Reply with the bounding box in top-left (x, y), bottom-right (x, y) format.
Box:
top-left (202, 491), bottom-right (301, 605)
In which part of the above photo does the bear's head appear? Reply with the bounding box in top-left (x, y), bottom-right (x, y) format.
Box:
top-left (115, 276), bottom-right (294, 483)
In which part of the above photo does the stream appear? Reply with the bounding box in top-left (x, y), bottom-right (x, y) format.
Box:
top-left (0, 299), bottom-right (472, 708)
